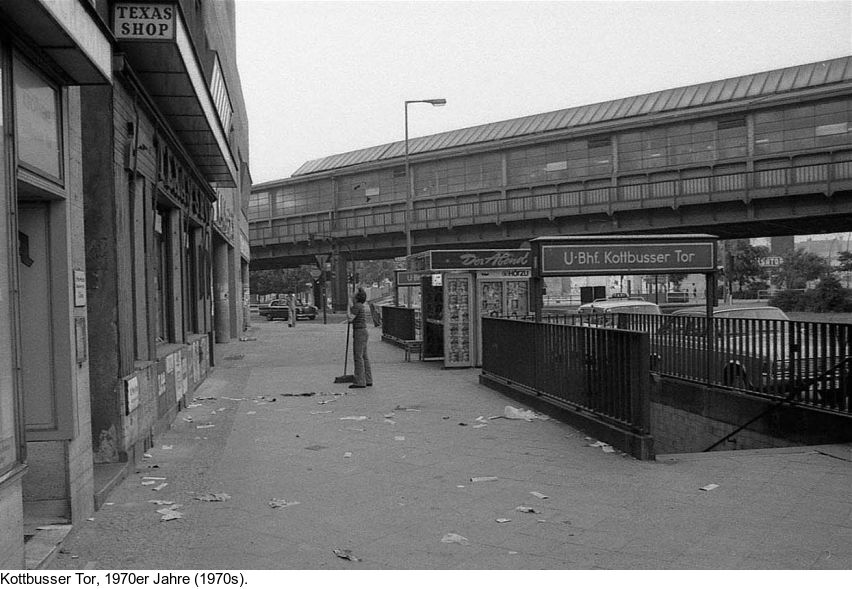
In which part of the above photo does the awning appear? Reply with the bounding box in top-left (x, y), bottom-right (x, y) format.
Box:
top-left (113, 2), bottom-right (238, 186)
top-left (4, 0), bottom-right (112, 85)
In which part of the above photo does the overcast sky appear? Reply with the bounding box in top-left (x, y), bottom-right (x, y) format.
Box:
top-left (235, 0), bottom-right (852, 184)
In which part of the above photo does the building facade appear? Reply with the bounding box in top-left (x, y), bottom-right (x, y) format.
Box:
top-left (0, 0), bottom-right (250, 568)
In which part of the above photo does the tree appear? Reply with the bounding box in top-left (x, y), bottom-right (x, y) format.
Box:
top-left (837, 251), bottom-right (852, 273)
top-left (250, 267), bottom-right (313, 296)
top-left (771, 249), bottom-right (831, 290)
top-left (724, 242), bottom-right (769, 292)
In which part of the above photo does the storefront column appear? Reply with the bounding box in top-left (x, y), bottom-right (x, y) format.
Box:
top-left (213, 238), bottom-right (230, 342)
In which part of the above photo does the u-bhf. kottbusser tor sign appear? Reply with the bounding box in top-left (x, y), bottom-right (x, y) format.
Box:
top-left (531, 235), bottom-right (718, 276)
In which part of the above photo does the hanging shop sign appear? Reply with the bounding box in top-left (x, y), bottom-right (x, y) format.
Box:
top-left (407, 249), bottom-right (530, 272)
top-left (532, 235), bottom-right (717, 277)
top-left (114, 3), bottom-right (176, 40)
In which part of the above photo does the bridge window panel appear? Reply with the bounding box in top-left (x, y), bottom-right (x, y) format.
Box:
top-left (444, 159), bottom-right (466, 193)
top-left (248, 191), bottom-right (271, 221)
top-left (717, 126), bottom-right (747, 159)
top-left (618, 132), bottom-right (644, 172)
top-left (587, 138), bottom-right (613, 175)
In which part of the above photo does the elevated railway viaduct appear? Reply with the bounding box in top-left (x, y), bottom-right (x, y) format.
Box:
top-left (250, 56), bottom-right (852, 304)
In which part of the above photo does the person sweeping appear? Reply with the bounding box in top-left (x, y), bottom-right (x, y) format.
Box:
top-left (348, 288), bottom-right (373, 389)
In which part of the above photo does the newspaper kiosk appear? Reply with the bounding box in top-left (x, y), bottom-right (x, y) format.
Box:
top-left (405, 249), bottom-right (531, 367)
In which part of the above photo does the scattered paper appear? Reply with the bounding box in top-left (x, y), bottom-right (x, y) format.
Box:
top-left (310, 411), bottom-right (333, 415)
top-left (149, 500), bottom-right (174, 506)
top-left (495, 518), bottom-right (512, 524)
top-left (394, 436), bottom-right (405, 441)
top-left (441, 533), bottom-right (470, 545)
top-left (470, 476), bottom-right (498, 483)
top-left (340, 416), bottom-right (367, 421)
top-left (700, 484), bottom-right (719, 491)
top-left (141, 480), bottom-right (157, 486)
top-left (530, 492), bottom-right (549, 499)
top-left (601, 445), bottom-right (616, 453)
top-left (161, 445), bottom-right (173, 450)
top-left (246, 411), bottom-right (257, 415)
top-left (268, 498), bottom-right (300, 509)
top-left (515, 506), bottom-right (539, 513)
top-left (333, 549), bottom-right (361, 562)
top-left (152, 483), bottom-right (168, 491)
top-left (196, 424), bottom-right (215, 429)
top-left (143, 453), bottom-right (153, 458)
top-left (157, 507), bottom-right (183, 521)
top-left (344, 452), bottom-right (352, 458)
top-left (182, 416), bottom-right (193, 423)
top-left (504, 405), bottom-right (548, 421)
top-left (472, 424), bottom-right (487, 429)
top-left (195, 492), bottom-right (231, 502)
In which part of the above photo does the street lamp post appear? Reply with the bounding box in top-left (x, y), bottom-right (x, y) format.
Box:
top-left (404, 98), bottom-right (446, 258)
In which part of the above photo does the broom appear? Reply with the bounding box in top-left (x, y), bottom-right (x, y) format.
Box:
top-left (334, 318), bottom-right (355, 383)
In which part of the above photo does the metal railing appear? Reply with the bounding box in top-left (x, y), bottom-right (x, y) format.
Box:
top-left (481, 317), bottom-right (651, 434)
top-left (250, 159), bottom-right (852, 245)
top-left (553, 312), bottom-right (852, 415)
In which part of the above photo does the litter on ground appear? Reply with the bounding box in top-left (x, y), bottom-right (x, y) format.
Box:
top-left (196, 424), bottom-right (215, 429)
top-left (700, 484), bottom-right (720, 491)
top-left (503, 405), bottom-right (549, 421)
top-left (195, 492), bottom-right (231, 502)
top-left (339, 416), bottom-right (367, 421)
top-left (394, 436), bottom-right (405, 441)
top-left (142, 476), bottom-right (166, 481)
top-left (495, 518), bottom-right (511, 524)
top-left (470, 476), bottom-right (498, 483)
top-left (333, 549), bottom-right (361, 562)
top-left (149, 500), bottom-right (174, 506)
top-left (441, 533), bottom-right (470, 546)
top-left (530, 491), bottom-right (549, 499)
top-left (515, 506), bottom-right (539, 513)
top-left (157, 507), bottom-right (184, 521)
top-left (161, 445), bottom-right (173, 450)
top-left (152, 483), bottom-right (168, 491)
top-left (343, 452), bottom-right (352, 458)
top-left (268, 498), bottom-right (300, 509)
top-left (141, 480), bottom-right (157, 486)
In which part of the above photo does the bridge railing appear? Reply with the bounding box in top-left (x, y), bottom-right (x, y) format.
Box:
top-left (250, 159), bottom-right (852, 245)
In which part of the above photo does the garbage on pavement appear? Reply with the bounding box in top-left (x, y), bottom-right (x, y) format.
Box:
top-left (195, 492), bottom-right (231, 502)
top-left (268, 498), bottom-right (300, 509)
top-left (440, 533), bottom-right (470, 545)
top-left (339, 416), bottom-right (367, 421)
top-left (157, 505), bottom-right (184, 521)
top-left (700, 483), bottom-right (720, 491)
top-left (515, 506), bottom-right (539, 513)
top-left (333, 549), bottom-right (361, 562)
top-left (530, 491), bottom-right (549, 499)
top-left (503, 405), bottom-right (549, 421)
top-left (470, 476), bottom-right (498, 483)
top-left (495, 518), bottom-right (511, 524)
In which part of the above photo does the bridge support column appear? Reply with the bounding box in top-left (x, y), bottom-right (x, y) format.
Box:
top-left (331, 251), bottom-right (349, 311)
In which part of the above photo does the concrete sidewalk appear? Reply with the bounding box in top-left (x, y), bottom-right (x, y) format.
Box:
top-left (47, 317), bottom-right (851, 569)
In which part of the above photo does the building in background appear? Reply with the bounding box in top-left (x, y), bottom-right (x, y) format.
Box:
top-left (0, 0), bottom-right (250, 568)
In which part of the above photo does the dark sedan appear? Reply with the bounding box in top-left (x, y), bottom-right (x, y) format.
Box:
top-left (259, 300), bottom-right (317, 321)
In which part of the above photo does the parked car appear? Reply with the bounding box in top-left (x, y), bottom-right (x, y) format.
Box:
top-left (654, 305), bottom-right (837, 393)
top-left (295, 303), bottom-right (318, 320)
top-left (259, 300), bottom-right (318, 321)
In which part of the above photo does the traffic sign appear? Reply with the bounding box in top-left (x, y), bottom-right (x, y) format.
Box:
top-left (309, 269), bottom-right (322, 279)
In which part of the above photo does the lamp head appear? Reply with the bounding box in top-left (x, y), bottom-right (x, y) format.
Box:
top-left (426, 98), bottom-right (447, 106)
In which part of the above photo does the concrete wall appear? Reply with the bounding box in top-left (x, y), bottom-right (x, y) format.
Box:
top-left (652, 376), bottom-right (852, 454)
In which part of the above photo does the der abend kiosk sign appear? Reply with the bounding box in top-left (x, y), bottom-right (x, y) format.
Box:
top-left (532, 235), bottom-right (718, 277)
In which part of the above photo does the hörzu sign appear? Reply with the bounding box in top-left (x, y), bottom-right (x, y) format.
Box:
top-left (114, 3), bottom-right (175, 40)
top-left (539, 241), bottom-right (716, 276)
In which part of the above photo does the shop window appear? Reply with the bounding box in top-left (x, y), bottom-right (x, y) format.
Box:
top-left (13, 55), bottom-right (63, 183)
